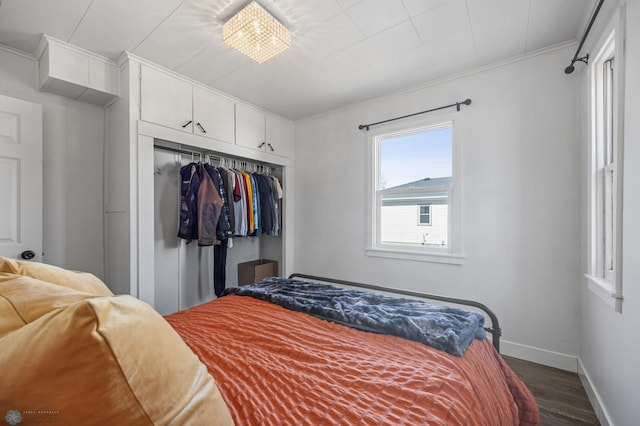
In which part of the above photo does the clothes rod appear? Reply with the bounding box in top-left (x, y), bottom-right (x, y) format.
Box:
top-left (358, 98), bottom-right (472, 131)
top-left (155, 144), bottom-right (218, 160)
top-left (564, 0), bottom-right (605, 74)
top-left (153, 144), bottom-right (276, 170)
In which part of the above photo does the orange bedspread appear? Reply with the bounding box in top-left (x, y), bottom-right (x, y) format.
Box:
top-left (166, 295), bottom-right (539, 425)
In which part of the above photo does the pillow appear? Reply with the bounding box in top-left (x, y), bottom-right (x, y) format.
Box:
top-left (0, 295), bottom-right (234, 425)
top-left (0, 272), bottom-right (100, 337)
top-left (0, 257), bottom-right (113, 296)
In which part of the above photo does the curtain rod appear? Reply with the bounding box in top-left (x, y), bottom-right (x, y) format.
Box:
top-left (564, 0), bottom-right (605, 74)
top-left (358, 98), bottom-right (472, 131)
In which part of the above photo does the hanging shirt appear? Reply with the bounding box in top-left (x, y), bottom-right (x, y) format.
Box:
top-left (272, 176), bottom-right (283, 236)
top-left (241, 172), bottom-right (255, 234)
top-left (249, 173), bottom-right (261, 236)
top-left (254, 174), bottom-right (275, 235)
top-left (232, 171), bottom-right (247, 236)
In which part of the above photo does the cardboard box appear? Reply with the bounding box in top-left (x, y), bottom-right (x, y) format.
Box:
top-left (238, 259), bottom-right (278, 285)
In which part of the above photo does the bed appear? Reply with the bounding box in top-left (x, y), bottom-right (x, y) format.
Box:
top-left (165, 274), bottom-right (540, 425)
top-left (0, 257), bottom-right (538, 425)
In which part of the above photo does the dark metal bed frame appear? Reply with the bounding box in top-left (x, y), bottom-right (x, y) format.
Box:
top-left (288, 273), bottom-right (502, 353)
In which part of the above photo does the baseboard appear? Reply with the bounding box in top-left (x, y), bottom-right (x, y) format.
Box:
top-left (500, 340), bottom-right (577, 372)
top-left (578, 358), bottom-right (614, 426)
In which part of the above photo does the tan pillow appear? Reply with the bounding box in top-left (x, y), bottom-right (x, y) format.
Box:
top-left (0, 256), bottom-right (113, 296)
top-left (0, 295), bottom-right (234, 425)
top-left (0, 272), bottom-right (99, 337)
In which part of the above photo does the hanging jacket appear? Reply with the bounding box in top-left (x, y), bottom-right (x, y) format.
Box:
top-left (178, 163), bottom-right (200, 242)
top-left (197, 163), bottom-right (223, 246)
top-left (203, 164), bottom-right (233, 242)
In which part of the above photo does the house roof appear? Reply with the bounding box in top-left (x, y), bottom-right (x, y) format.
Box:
top-left (381, 177), bottom-right (450, 206)
top-left (384, 176), bottom-right (451, 191)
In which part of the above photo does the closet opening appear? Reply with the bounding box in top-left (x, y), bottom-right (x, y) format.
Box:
top-left (152, 139), bottom-right (285, 315)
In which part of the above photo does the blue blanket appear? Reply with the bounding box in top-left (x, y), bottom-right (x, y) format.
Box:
top-left (222, 278), bottom-right (486, 356)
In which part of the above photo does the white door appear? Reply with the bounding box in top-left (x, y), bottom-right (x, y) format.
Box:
top-left (0, 95), bottom-right (43, 262)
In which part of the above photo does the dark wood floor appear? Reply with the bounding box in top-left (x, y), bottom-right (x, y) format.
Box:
top-left (503, 356), bottom-right (599, 425)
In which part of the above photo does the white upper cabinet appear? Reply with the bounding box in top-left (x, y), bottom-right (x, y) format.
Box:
top-left (266, 114), bottom-right (293, 158)
top-left (236, 103), bottom-right (292, 158)
top-left (36, 35), bottom-right (118, 106)
top-left (235, 103), bottom-right (266, 151)
top-left (141, 65), bottom-right (235, 144)
top-left (140, 65), bottom-right (193, 133)
top-left (193, 85), bottom-right (235, 144)
top-left (139, 63), bottom-right (291, 157)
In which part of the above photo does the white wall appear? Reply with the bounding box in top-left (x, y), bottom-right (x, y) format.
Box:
top-left (0, 46), bottom-right (105, 278)
top-left (578, 1), bottom-right (640, 425)
top-left (294, 45), bottom-right (580, 369)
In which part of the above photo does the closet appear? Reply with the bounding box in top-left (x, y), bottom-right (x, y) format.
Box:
top-left (105, 53), bottom-right (293, 314)
top-left (153, 143), bottom-right (284, 315)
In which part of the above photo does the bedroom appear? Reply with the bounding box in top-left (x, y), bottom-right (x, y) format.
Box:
top-left (0, 0), bottom-right (638, 425)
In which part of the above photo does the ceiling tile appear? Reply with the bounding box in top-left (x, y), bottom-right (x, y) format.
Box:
top-left (401, 0), bottom-right (451, 18)
top-left (466, 0), bottom-right (529, 24)
top-left (132, 1), bottom-right (219, 70)
top-left (472, 5), bottom-right (529, 65)
top-left (69, 0), bottom-right (184, 58)
top-left (208, 61), bottom-right (276, 97)
top-left (327, 20), bottom-right (423, 78)
top-left (347, 0), bottom-right (410, 37)
top-left (268, 0), bottom-right (344, 29)
top-left (0, 0), bottom-right (94, 54)
top-left (423, 27), bottom-right (478, 78)
top-left (337, 0), bottom-right (366, 11)
top-left (298, 12), bottom-right (365, 58)
top-left (355, 45), bottom-right (433, 91)
top-left (411, 0), bottom-right (470, 44)
top-left (175, 40), bottom-right (251, 84)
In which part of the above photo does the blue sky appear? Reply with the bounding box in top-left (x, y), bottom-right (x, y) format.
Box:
top-left (379, 127), bottom-right (452, 188)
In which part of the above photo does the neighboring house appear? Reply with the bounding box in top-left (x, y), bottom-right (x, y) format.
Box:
top-left (380, 177), bottom-right (450, 248)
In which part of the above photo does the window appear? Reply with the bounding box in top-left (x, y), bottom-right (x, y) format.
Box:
top-left (586, 25), bottom-right (624, 312)
top-left (418, 205), bottom-right (431, 226)
top-left (367, 119), bottom-right (462, 264)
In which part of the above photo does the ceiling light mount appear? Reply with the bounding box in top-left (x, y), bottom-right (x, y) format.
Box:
top-left (223, 1), bottom-right (290, 64)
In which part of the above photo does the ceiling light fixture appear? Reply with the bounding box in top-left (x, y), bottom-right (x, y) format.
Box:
top-left (223, 1), bottom-right (290, 64)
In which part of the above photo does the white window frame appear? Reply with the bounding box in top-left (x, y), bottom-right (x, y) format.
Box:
top-left (366, 115), bottom-right (463, 264)
top-left (585, 8), bottom-right (625, 312)
top-left (418, 205), bottom-right (431, 226)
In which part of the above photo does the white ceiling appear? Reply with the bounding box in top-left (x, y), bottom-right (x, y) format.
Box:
top-left (0, 0), bottom-right (593, 119)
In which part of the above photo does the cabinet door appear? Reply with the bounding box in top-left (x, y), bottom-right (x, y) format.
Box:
top-left (266, 114), bottom-right (293, 158)
top-left (235, 103), bottom-right (266, 151)
top-left (140, 65), bottom-right (193, 133)
top-left (193, 86), bottom-right (235, 144)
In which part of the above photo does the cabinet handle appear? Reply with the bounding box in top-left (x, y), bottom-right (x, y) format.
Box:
top-left (196, 122), bottom-right (207, 134)
top-left (181, 120), bottom-right (192, 128)
top-left (258, 142), bottom-right (266, 148)
top-left (267, 143), bottom-right (274, 152)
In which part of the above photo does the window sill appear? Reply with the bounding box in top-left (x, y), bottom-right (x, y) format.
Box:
top-left (366, 247), bottom-right (465, 265)
top-left (585, 274), bottom-right (622, 312)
